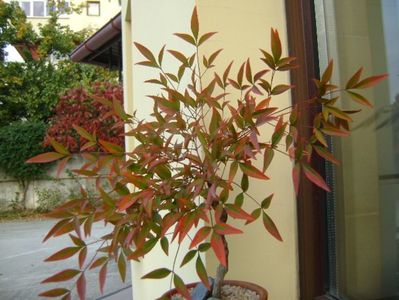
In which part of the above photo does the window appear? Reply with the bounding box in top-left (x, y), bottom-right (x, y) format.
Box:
top-left (87, 1), bottom-right (100, 16)
top-left (286, 0), bottom-right (399, 299)
top-left (19, 0), bottom-right (70, 17)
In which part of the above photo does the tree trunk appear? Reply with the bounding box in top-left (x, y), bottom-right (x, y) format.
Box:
top-left (19, 180), bottom-right (29, 210)
top-left (212, 208), bottom-right (229, 298)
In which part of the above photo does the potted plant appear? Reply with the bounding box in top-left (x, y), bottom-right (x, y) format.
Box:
top-left (28, 7), bottom-right (386, 300)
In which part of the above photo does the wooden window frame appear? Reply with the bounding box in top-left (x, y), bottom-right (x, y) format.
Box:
top-left (285, 1), bottom-right (332, 299)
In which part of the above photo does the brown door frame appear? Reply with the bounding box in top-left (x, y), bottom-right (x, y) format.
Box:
top-left (285, 1), bottom-right (329, 299)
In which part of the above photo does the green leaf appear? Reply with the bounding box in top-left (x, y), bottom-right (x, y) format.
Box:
top-left (241, 173), bottom-right (249, 192)
top-left (118, 253), bottom-right (126, 282)
top-left (160, 237), bottom-right (169, 256)
top-left (49, 138), bottom-right (70, 155)
top-left (234, 193), bottom-right (244, 207)
top-left (174, 274), bottom-right (191, 299)
top-left (180, 250), bottom-right (197, 267)
top-left (263, 147), bottom-right (274, 172)
top-left (263, 212), bottom-right (283, 241)
top-left (346, 91), bottom-right (373, 108)
top-left (142, 268), bottom-right (171, 279)
top-left (261, 194), bottom-right (274, 209)
top-left (196, 256), bottom-right (210, 289)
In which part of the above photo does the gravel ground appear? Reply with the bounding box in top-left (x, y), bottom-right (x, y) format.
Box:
top-left (171, 285), bottom-right (259, 300)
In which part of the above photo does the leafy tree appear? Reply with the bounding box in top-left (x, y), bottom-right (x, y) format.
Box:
top-left (0, 1), bottom-right (37, 61)
top-left (0, 121), bottom-right (50, 207)
top-left (0, 60), bottom-right (117, 125)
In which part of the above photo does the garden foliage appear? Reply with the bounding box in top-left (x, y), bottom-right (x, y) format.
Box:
top-left (0, 121), bottom-right (49, 205)
top-left (29, 8), bottom-right (387, 300)
top-left (44, 82), bottom-right (124, 153)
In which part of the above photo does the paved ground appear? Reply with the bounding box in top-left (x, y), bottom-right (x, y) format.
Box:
top-left (0, 219), bottom-right (132, 300)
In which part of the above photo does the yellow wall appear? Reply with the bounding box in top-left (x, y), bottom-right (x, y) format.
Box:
top-left (196, 1), bottom-right (299, 299)
top-left (27, 0), bottom-right (120, 32)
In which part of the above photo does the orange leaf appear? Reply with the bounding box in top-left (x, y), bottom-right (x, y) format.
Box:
top-left (26, 152), bottom-right (65, 164)
top-left (321, 60), bottom-right (333, 84)
top-left (345, 67), bottom-right (363, 89)
top-left (134, 42), bottom-right (156, 64)
top-left (271, 28), bottom-right (282, 61)
top-left (39, 288), bottom-right (70, 298)
top-left (353, 73), bottom-right (388, 89)
top-left (189, 227), bottom-right (211, 249)
top-left (211, 233), bottom-right (227, 267)
top-left (198, 32), bottom-right (217, 46)
top-left (174, 33), bottom-right (196, 45)
top-left (191, 7), bottom-right (199, 39)
top-left (41, 269), bottom-right (80, 284)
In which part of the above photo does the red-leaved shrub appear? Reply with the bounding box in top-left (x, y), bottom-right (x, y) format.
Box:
top-left (44, 82), bottom-right (124, 152)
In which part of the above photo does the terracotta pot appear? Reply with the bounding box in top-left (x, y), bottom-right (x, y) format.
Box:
top-left (160, 280), bottom-right (268, 300)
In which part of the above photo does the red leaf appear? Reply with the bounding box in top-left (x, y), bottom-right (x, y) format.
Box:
top-left (302, 163), bottom-right (331, 192)
top-left (262, 212), bottom-right (283, 241)
top-left (26, 152), bottom-right (65, 164)
top-left (214, 223), bottom-right (243, 235)
top-left (76, 273), bottom-right (86, 300)
top-left (189, 227), bottom-right (211, 249)
top-left (39, 288), bottom-right (69, 298)
top-left (45, 247), bottom-right (81, 262)
top-left (239, 162), bottom-right (269, 180)
top-left (89, 257), bottom-right (108, 270)
top-left (99, 263), bottom-right (107, 294)
top-left (41, 269), bottom-right (80, 283)
top-left (79, 248), bottom-right (87, 269)
top-left (211, 233), bottom-right (227, 267)
top-left (353, 73), bottom-right (388, 89)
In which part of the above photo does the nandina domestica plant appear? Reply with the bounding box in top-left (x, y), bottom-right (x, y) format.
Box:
top-left (28, 7), bottom-right (387, 300)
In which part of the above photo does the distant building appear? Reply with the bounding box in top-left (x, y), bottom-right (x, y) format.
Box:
top-left (16, 0), bottom-right (120, 32)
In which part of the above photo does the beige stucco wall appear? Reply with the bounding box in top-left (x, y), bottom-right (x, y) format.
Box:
top-left (196, 1), bottom-right (299, 299)
top-left (26, 0), bottom-right (120, 32)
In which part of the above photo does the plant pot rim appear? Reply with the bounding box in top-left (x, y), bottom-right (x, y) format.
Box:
top-left (160, 279), bottom-right (268, 300)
